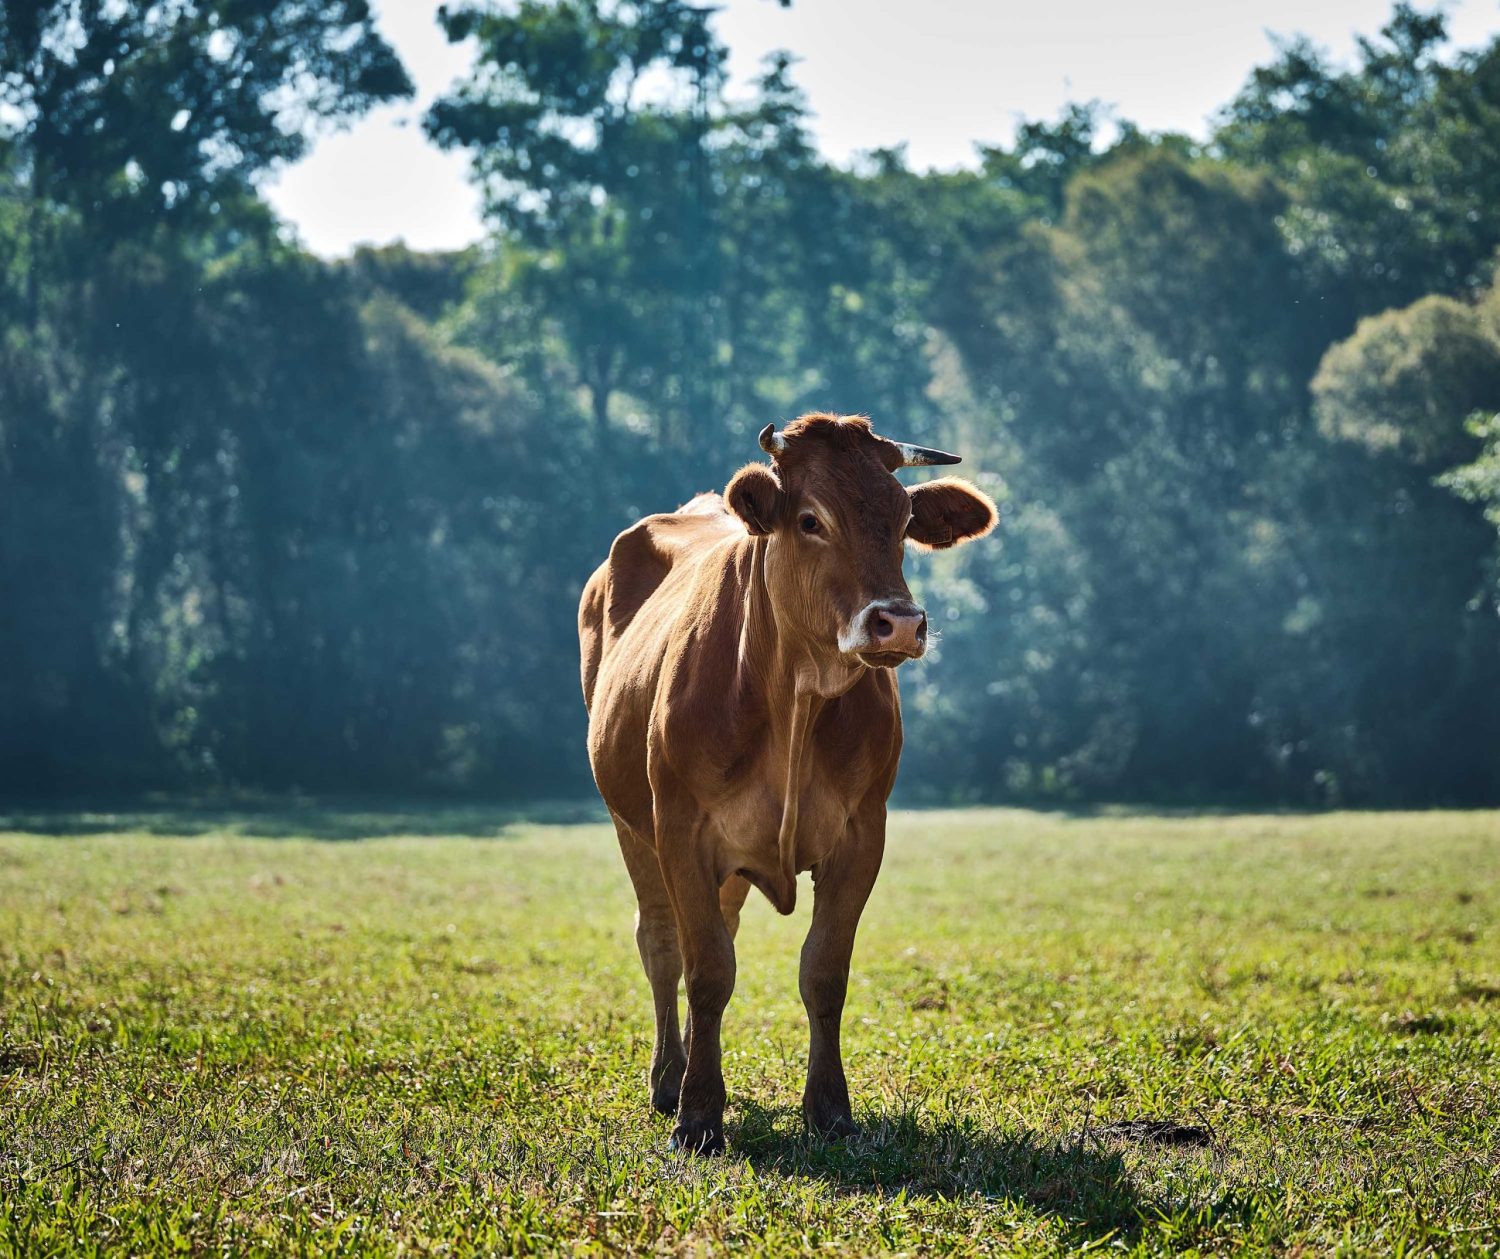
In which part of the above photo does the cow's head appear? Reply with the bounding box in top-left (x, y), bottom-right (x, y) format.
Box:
top-left (725, 413), bottom-right (996, 669)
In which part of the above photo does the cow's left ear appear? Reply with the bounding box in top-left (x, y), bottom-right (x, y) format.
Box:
top-left (906, 477), bottom-right (998, 550)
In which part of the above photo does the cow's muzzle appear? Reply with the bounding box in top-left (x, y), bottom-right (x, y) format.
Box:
top-left (842, 599), bottom-right (927, 666)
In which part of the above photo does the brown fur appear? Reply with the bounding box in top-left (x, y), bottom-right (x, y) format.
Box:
top-left (579, 413), bottom-right (995, 1153)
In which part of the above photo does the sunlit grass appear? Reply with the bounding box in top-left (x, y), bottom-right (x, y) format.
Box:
top-left (2, 806), bottom-right (1497, 1255)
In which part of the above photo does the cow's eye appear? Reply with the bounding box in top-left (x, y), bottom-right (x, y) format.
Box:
top-left (799, 513), bottom-right (821, 534)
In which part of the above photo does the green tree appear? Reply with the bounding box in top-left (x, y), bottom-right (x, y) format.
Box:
top-left (1217, 4), bottom-right (1500, 331)
top-left (940, 145), bottom-right (1322, 798)
top-left (978, 101), bottom-right (1112, 220)
top-left (426, 0), bottom-right (724, 454)
top-left (1442, 419), bottom-right (1500, 536)
top-left (0, 0), bottom-right (410, 790)
top-left (1, 0), bottom-right (410, 233)
top-left (6, 0), bottom-right (1500, 807)
top-left (1313, 295), bottom-right (1500, 466)
top-left (1295, 276), bottom-right (1500, 801)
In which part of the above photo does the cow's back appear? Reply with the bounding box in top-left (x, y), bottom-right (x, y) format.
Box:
top-left (579, 493), bottom-right (740, 712)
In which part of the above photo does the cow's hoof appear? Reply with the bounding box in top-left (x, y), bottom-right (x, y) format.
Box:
top-left (669, 1120), bottom-right (726, 1156)
top-left (651, 1081), bottom-right (681, 1116)
top-left (650, 1064), bottom-right (684, 1116)
top-left (806, 1110), bottom-right (862, 1142)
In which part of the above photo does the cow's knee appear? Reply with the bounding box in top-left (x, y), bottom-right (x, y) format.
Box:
top-left (685, 963), bottom-right (734, 1016)
top-left (800, 961), bottom-right (848, 1020)
top-left (635, 912), bottom-right (680, 980)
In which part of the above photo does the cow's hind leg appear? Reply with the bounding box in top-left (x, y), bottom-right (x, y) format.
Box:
top-left (614, 817), bottom-right (685, 1115)
top-left (801, 805), bottom-right (885, 1139)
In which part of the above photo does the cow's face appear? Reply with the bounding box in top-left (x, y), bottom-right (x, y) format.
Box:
top-left (725, 413), bottom-right (996, 669)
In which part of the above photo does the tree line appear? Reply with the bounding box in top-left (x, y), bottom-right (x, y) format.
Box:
top-left (2, 1), bottom-right (1498, 804)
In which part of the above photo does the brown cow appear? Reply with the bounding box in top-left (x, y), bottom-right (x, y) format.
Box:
top-left (578, 412), bottom-right (996, 1154)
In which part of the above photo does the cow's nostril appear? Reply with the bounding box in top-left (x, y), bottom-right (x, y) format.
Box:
top-left (873, 615), bottom-right (895, 640)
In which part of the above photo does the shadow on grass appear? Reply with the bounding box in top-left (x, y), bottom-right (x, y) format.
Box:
top-left (731, 1101), bottom-right (1150, 1246)
top-left (0, 796), bottom-right (609, 840)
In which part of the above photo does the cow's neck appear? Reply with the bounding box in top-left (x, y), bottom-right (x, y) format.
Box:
top-left (739, 537), bottom-right (866, 703)
top-left (741, 538), bottom-right (869, 912)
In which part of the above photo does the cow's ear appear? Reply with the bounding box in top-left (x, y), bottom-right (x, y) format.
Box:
top-left (726, 463), bottom-right (784, 536)
top-left (906, 477), bottom-right (998, 550)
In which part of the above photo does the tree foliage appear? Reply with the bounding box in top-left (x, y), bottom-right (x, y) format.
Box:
top-left (3, 2), bottom-right (1499, 804)
top-left (1, 0), bottom-right (410, 232)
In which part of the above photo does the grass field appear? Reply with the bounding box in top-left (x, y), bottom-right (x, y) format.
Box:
top-left (1, 805), bottom-right (1497, 1255)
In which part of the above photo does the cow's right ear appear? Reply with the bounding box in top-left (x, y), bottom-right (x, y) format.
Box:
top-left (725, 463), bottom-right (783, 536)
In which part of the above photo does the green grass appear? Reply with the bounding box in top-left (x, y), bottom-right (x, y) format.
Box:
top-left (2, 805), bottom-right (1497, 1255)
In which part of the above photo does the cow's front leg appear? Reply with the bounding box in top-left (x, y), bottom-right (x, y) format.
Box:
top-left (801, 805), bottom-right (885, 1139)
top-left (662, 855), bottom-right (736, 1155)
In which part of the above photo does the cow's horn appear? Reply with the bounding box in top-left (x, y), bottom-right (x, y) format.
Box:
top-left (759, 423), bottom-right (787, 455)
top-left (893, 441), bottom-right (961, 467)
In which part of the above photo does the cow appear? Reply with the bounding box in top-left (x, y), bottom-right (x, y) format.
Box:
top-left (578, 412), bottom-right (997, 1154)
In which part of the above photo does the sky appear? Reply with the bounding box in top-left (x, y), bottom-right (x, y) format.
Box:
top-left (261, 0), bottom-right (1500, 258)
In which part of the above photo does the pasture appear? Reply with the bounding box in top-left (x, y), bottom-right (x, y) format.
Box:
top-left (1, 805), bottom-right (1497, 1255)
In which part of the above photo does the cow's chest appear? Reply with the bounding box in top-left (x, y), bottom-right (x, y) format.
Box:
top-left (709, 743), bottom-right (864, 886)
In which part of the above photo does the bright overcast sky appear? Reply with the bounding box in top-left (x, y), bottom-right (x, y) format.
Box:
top-left (261, 0), bottom-right (1500, 257)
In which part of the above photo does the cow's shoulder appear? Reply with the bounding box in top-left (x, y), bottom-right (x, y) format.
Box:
top-left (603, 496), bottom-right (741, 642)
